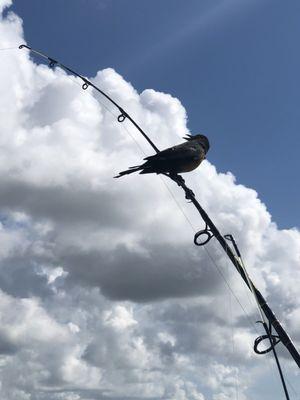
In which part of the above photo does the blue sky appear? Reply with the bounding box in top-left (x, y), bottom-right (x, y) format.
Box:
top-left (11, 0), bottom-right (300, 229)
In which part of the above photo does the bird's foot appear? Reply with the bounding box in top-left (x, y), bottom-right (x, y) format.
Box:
top-left (185, 188), bottom-right (195, 201)
top-left (169, 173), bottom-right (185, 186)
top-left (168, 174), bottom-right (195, 200)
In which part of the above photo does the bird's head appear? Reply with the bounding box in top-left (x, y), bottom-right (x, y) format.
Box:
top-left (183, 134), bottom-right (210, 154)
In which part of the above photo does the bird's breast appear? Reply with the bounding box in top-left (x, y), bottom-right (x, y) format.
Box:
top-left (180, 157), bottom-right (203, 172)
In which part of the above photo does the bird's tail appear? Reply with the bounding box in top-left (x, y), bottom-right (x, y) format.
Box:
top-left (114, 165), bottom-right (143, 178)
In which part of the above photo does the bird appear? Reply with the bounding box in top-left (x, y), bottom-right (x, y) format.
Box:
top-left (114, 134), bottom-right (210, 178)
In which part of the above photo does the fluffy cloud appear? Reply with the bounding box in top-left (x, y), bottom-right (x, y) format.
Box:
top-left (0, 3), bottom-right (299, 400)
top-left (0, 0), bottom-right (11, 14)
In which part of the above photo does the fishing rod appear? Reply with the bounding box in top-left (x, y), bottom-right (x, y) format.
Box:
top-left (19, 44), bottom-right (300, 377)
top-left (170, 174), bottom-right (300, 370)
top-left (18, 44), bottom-right (160, 154)
top-left (218, 234), bottom-right (290, 400)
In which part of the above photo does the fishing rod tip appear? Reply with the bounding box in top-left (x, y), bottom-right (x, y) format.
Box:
top-left (18, 44), bottom-right (30, 50)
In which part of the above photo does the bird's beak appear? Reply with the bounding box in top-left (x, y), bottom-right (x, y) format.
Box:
top-left (183, 134), bottom-right (193, 141)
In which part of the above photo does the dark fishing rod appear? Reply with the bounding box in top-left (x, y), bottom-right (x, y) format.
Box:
top-left (19, 44), bottom-right (160, 154)
top-left (169, 174), bottom-right (300, 373)
top-left (224, 234), bottom-right (291, 400)
top-left (19, 45), bottom-right (300, 375)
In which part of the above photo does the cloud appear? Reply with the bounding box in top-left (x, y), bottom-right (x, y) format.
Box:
top-left (0, 0), bottom-right (12, 14)
top-left (0, 3), bottom-right (299, 400)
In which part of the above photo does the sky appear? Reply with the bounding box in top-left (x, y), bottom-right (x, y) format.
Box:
top-left (0, 1), bottom-right (299, 400)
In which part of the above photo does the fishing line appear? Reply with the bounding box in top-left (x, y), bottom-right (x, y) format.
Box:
top-left (283, 369), bottom-right (300, 399)
top-left (225, 236), bottom-right (291, 400)
top-left (223, 238), bottom-right (288, 398)
top-left (0, 46), bottom-right (18, 51)
top-left (224, 256), bottom-right (239, 400)
top-left (157, 180), bottom-right (262, 334)
top-left (66, 73), bottom-right (148, 158)
top-left (225, 248), bottom-right (296, 399)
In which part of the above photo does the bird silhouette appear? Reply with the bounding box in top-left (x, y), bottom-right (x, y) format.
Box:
top-left (114, 134), bottom-right (209, 178)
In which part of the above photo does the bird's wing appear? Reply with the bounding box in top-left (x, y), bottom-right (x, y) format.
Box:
top-left (144, 142), bottom-right (198, 162)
